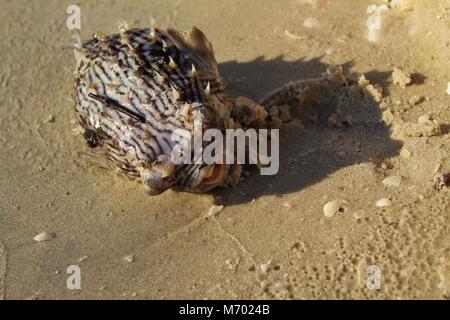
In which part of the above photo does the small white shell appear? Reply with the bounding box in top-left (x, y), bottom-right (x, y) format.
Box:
top-left (34, 232), bottom-right (56, 242)
top-left (376, 198), bottom-right (392, 207)
top-left (323, 199), bottom-right (347, 217)
top-left (208, 205), bottom-right (224, 216)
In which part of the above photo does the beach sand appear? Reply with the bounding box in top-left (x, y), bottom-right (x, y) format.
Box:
top-left (0, 0), bottom-right (449, 299)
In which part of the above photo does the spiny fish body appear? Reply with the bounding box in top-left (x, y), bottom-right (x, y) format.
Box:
top-left (73, 22), bottom-right (233, 195)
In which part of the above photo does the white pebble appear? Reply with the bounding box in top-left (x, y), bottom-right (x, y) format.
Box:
top-left (79, 256), bottom-right (89, 263)
top-left (208, 205), bottom-right (224, 216)
top-left (376, 198), bottom-right (391, 207)
top-left (124, 255), bottom-right (135, 263)
top-left (447, 82), bottom-right (450, 95)
top-left (323, 200), bottom-right (348, 217)
top-left (33, 232), bottom-right (56, 242)
top-left (303, 17), bottom-right (320, 28)
top-left (382, 175), bottom-right (402, 188)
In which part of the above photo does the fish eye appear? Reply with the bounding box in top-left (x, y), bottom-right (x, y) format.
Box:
top-left (84, 129), bottom-right (99, 148)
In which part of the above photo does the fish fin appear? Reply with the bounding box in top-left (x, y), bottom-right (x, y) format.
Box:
top-left (167, 27), bottom-right (224, 92)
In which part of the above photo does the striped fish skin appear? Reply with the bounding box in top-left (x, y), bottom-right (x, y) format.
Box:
top-left (73, 25), bottom-right (232, 195)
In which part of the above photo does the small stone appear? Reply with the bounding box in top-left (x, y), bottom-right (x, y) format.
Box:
top-left (33, 232), bottom-right (56, 242)
top-left (323, 199), bottom-right (348, 217)
top-left (124, 255), bottom-right (135, 263)
top-left (353, 209), bottom-right (366, 220)
top-left (303, 17), bottom-right (320, 28)
top-left (383, 175), bottom-right (402, 188)
top-left (447, 82), bottom-right (450, 95)
top-left (376, 198), bottom-right (391, 207)
top-left (79, 256), bottom-right (89, 263)
top-left (208, 205), bottom-right (224, 216)
top-left (400, 149), bottom-right (411, 158)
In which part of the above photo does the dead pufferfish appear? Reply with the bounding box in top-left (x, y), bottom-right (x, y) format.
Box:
top-left (73, 21), bottom-right (263, 195)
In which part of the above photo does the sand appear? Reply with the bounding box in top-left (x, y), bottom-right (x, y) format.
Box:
top-left (0, 0), bottom-right (449, 299)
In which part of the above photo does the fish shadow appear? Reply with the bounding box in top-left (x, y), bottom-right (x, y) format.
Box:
top-left (212, 56), bottom-right (403, 206)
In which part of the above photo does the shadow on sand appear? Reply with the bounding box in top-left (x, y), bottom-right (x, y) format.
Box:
top-left (213, 56), bottom-right (403, 206)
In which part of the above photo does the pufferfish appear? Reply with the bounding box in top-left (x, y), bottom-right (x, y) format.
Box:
top-left (73, 20), bottom-right (247, 195)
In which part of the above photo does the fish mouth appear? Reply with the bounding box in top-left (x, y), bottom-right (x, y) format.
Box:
top-left (195, 164), bottom-right (228, 192)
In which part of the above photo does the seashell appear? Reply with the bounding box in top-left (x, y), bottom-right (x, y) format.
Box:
top-left (34, 232), bottom-right (56, 242)
top-left (208, 205), bottom-right (224, 216)
top-left (375, 198), bottom-right (391, 207)
top-left (323, 199), bottom-right (348, 217)
top-left (73, 20), bottom-right (236, 195)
